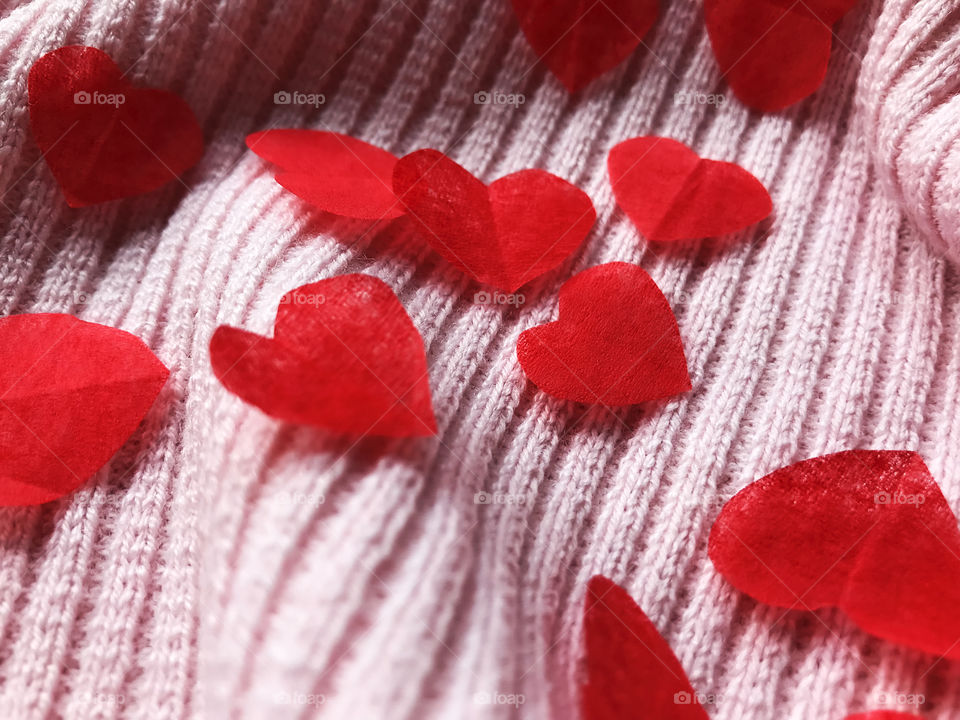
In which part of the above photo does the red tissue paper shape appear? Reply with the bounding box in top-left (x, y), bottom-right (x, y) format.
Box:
top-left (246, 130), bottom-right (403, 220)
top-left (582, 576), bottom-right (709, 720)
top-left (0, 314), bottom-right (169, 506)
top-left (209, 275), bottom-right (436, 438)
top-left (28, 45), bottom-right (204, 207)
top-left (517, 262), bottom-right (690, 405)
top-left (393, 149), bottom-right (596, 292)
top-left (608, 137), bottom-right (772, 243)
top-left (705, 0), bottom-right (858, 112)
top-left (845, 714), bottom-right (921, 720)
top-left (709, 450), bottom-right (960, 659)
top-left (511, 0), bottom-right (659, 92)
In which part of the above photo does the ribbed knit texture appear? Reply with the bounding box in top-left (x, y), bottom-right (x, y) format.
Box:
top-left (0, 0), bottom-right (958, 718)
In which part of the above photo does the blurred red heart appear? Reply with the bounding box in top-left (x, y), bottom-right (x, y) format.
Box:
top-left (517, 262), bottom-right (690, 405)
top-left (705, 0), bottom-right (858, 111)
top-left (583, 576), bottom-right (710, 720)
top-left (0, 314), bottom-right (169, 506)
top-left (246, 129), bottom-right (402, 220)
top-left (210, 275), bottom-right (436, 438)
top-left (28, 45), bottom-right (203, 206)
top-left (511, 0), bottom-right (659, 92)
top-left (609, 137), bottom-right (771, 242)
top-left (394, 149), bottom-right (595, 292)
top-left (710, 450), bottom-right (960, 659)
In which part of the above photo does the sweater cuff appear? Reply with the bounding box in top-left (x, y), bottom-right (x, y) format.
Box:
top-left (858, 0), bottom-right (960, 264)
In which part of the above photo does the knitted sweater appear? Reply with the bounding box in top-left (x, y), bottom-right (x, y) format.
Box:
top-left (0, 0), bottom-right (958, 718)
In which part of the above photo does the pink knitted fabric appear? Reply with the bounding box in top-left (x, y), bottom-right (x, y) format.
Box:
top-left (0, 0), bottom-right (958, 719)
top-left (859, 0), bottom-right (960, 264)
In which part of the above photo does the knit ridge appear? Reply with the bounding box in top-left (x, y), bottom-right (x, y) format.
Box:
top-left (0, 0), bottom-right (958, 719)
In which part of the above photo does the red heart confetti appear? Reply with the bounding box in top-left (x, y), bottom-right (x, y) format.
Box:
top-left (28, 45), bottom-right (204, 207)
top-left (209, 275), bottom-right (436, 438)
top-left (246, 129), bottom-right (403, 220)
top-left (705, 0), bottom-right (858, 112)
top-left (511, 0), bottom-right (659, 92)
top-left (709, 450), bottom-right (960, 659)
top-left (583, 575), bottom-right (710, 720)
top-left (608, 137), bottom-right (772, 243)
top-left (517, 262), bottom-right (690, 405)
top-left (393, 149), bottom-right (596, 292)
top-left (0, 314), bottom-right (169, 506)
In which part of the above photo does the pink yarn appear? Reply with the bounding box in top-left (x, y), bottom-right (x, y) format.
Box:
top-left (859, 0), bottom-right (960, 264)
top-left (0, 0), bottom-right (956, 718)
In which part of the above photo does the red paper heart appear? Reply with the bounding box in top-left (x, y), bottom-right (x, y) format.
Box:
top-left (709, 450), bottom-right (960, 659)
top-left (511, 0), bottom-right (659, 92)
top-left (0, 314), bottom-right (169, 506)
top-left (246, 129), bottom-right (403, 220)
top-left (393, 149), bottom-right (596, 292)
top-left (27, 46), bottom-right (204, 207)
top-left (608, 137), bottom-right (772, 242)
top-left (705, 0), bottom-right (858, 112)
top-left (583, 576), bottom-right (710, 720)
top-left (846, 714), bottom-right (920, 720)
top-left (517, 262), bottom-right (690, 405)
top-left (209, 275), bottom-right (436, 437)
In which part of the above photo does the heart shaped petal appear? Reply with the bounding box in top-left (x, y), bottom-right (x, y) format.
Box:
top-left (28, 45), bottom-right (203, 207)
top-left (517, 262), bottom-right (690, 405)
top-left (394, 149), bottom-right (596, 292)
top-left (709, 450), bottom-right (960, 659)
top-left (705, 0), bottom-right (858, 112)
top-left (583, 576), bottom-right (710, 720)
top-left (0, 314), bottom-right (169, 506)
top-left (511, 0), bottom-right (659, 92)
top-left (209, 275), bottom-right (436, 438)
top-left (609, 137), bottom-right (771, 242)
top-left (246, 129), bottom-right (403, 220)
